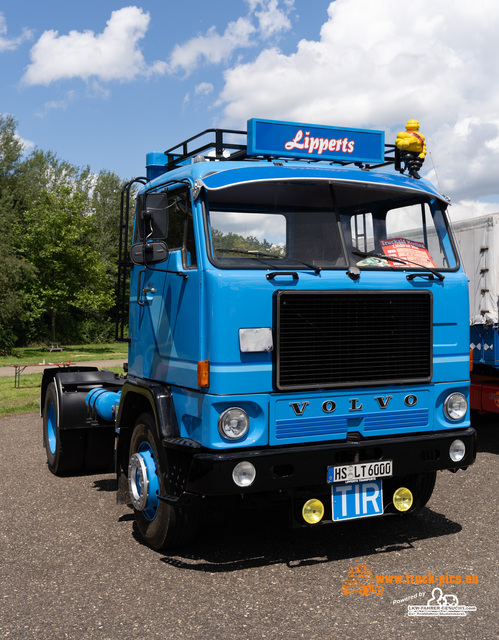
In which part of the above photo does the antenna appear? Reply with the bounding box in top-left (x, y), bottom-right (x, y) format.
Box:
top-left (429, 151), bottom-right (443, 193)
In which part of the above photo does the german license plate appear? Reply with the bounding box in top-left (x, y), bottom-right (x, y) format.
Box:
top-left (331, 479), bottom-right (384, 521)
top-left (327, 460), bottom-right (393, 484)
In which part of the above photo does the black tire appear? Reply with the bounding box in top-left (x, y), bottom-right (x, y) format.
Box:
top-left (128, 413), bottom-right (199, 551)
top-left (396, 471), bottom-right (436, 515)
top-left (84, 428), bottom-right (115, 474)
top-left (415, 471), bottom-right (436, 509)
top-left (43, 382), bottom-right (86, 475)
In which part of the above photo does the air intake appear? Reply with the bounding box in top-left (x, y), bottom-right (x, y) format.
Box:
top-left (276, 291), bottom-right (432, 390)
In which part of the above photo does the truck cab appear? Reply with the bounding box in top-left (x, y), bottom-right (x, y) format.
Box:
top-left (43, 119), bottom-right (476, 551)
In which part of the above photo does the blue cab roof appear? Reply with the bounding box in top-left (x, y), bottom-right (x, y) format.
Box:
top-left (143, 118), bottom-right (446, 203)
top-left (144, 159), bottom-right (448, 204)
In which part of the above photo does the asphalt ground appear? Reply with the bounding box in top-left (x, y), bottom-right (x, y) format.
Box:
top-left (1, 412), bottom-right (498, 640)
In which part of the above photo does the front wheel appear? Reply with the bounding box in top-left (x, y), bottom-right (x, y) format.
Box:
top-left (395, 471), bottom-right (436, 516)
top-left (128, 413), bottom-right (199, 551)
top-left (415, 471), bottom-right (436, 509)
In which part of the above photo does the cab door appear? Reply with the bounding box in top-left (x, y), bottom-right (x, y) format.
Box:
top-left (128, 188), bottom-right (200, 388)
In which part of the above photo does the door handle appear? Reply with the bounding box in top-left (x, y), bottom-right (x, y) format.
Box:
top-left (137, 268), bottom-right (146, 307)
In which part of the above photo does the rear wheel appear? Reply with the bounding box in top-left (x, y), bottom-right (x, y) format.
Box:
top-left (128, 413), bottom-right (199, 551)
top-left (43, 382), bottom-right (86, 475)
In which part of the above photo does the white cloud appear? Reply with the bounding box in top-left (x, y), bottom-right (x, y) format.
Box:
top-left (0, 13), bottom-right (33, 52)
top-left (35, 90), bottom-right (78, 117)
top-left (217, 0), bottom-right (499, 207)
top-left (22, 7), bottom-right (162, 85)
top-left (249, 0), bottom-right (293, 38)
top-left (168, 18), bottom-right (256, 76)
top-left (448, 200), bottom-right (499, 224)
top-left (167, 0), bottom-right (294, 76)
top-left (14, 132), bottom-right (34, 152)
top-left (195, 82), bottom-right (214, 96)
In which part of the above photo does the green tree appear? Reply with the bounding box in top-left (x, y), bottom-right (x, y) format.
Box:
top-left (19, 149), bottom-right (93, 205)
top-left (0, 114), bottom-right (130, 349)
top-left (85, 170), bottom-right (126, 343)
top-left (0, 114), bottom-right (35, 354)
top-left (22, 186), bottom-right (113, 343)
top-left (89, 170), bottom-right (124, 267)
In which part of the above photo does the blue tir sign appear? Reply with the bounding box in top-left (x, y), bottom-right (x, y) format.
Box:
top-left (247, 118), bottom-right (385, 164)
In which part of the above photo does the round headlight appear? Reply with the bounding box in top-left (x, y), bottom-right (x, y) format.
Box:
top-left (302, 499), bottom-right (325, 524)
top-left (393, 487), bottom-right (414, 512)
top-left (449, 439), bottom-right (466, 462)
top-left (218, 407), bottom-right (249, 440)
top-left (444, 392), bottom-right (468, 421)
top-left (232, 461), bottom-right (256, 487)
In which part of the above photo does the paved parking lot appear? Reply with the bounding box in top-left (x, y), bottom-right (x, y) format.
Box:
top-left (1, 412), bottom-right (497, 640)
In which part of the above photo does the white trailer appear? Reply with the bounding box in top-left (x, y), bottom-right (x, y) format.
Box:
top-left (453, 213), bottom-right (499, 413)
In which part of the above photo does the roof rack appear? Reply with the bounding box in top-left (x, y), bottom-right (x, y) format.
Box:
top-left (165, 129), bottom-right (247, 170)
top-left (164, 125), bottom-right (402, 173)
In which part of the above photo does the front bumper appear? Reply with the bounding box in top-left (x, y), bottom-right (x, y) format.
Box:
top-left (170, 427), bottom-right (476, 497)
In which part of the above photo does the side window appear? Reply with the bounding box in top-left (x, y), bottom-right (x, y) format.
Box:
top-left (132, 189), bottom-right (197, 268)
top-left (167, 194), bottom-right (187, 249)
top-left (163, 190), bottom-right (197, 269)
top-left (184, 208), bottom-right (197, 268)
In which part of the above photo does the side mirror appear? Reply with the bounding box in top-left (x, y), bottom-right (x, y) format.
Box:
top-left (136, 192), bottom-right (169, 240)
top-left (130, 240), bottom-right (169, 265)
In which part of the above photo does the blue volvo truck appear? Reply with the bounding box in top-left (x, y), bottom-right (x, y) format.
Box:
top-left (41, 119), bottom-right (476, 551)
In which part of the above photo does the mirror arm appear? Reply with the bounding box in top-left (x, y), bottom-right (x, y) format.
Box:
top-left (144, 266), bottom-right (188, 280)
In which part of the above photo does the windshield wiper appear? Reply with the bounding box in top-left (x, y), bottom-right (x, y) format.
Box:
top-left (352, 249), bottom-right (445, 281)
top-left (218, 249), bottom-right (321, 273)
top-left (219, 249), bottom-right (282, 258)
top-left (285, 257), bottom-right (322, 274)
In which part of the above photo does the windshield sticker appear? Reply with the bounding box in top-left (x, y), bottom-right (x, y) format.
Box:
top-left (380, 237), bottom-right (437, 268)
top-left (356, 256), bottom-right (390, 267)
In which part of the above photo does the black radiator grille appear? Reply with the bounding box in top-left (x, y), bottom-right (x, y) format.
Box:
top-left (276, 291), bottom-right (432, 390)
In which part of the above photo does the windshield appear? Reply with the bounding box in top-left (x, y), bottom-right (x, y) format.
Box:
top-left (204, 180), bottom-right (457, 271)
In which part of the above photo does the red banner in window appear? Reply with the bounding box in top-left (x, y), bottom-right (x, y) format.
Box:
top-left (380, 238), bottom-right (437, 268)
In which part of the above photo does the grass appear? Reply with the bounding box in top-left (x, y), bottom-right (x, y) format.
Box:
top-left (0, 342), bottom-right (128, 367)
top-left (0, 344), bottom-right (128, 417)
top-left (0, 373), bottom-right (44, 417)
top-left (0, 366), bottom-right (125, 418)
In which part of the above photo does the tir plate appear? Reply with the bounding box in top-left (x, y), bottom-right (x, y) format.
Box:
top-left (332, 479), bottom-right (383, 522)
top-left (327, 460), bottom-right (393, 484)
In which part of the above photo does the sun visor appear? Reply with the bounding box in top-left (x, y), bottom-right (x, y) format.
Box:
top-left (198, 165), bottom-right (447, 203)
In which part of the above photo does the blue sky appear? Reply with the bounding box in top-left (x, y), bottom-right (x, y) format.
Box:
top-left (2, 0), bottom-right (499, 221)
top-left (2, 1), bottom-right (330, 180)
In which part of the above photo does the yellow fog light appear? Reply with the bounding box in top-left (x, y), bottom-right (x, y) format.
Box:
top-left (393, 487), bottom-right (413, 512)
top-left (302, 499), bottom-right (324, 524)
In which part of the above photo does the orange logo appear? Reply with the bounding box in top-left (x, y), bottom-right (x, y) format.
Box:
top-left (341, 559), bottom-right (384, 596)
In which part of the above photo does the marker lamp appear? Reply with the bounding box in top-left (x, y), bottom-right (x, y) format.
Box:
top-left (449, 439), bottom-right (466, 463)
top-left (218, 407), bottom-right (249, 440)
top-left (444, 392), bottom-right (467, 421)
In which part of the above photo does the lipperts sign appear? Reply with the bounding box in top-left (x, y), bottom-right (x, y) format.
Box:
top-left (247, 118), bottom-right (385, 164)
